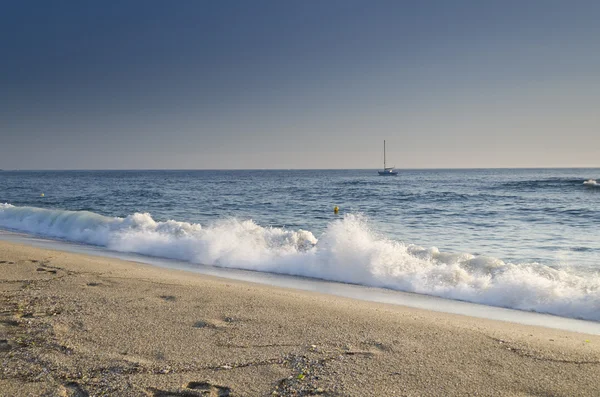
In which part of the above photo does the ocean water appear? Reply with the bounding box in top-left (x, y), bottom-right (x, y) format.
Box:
top-left (1, 169), bottom-right (599, 321)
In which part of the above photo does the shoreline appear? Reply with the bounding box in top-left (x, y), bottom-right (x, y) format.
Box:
top-left (1, 240), bottom-right (600, 396)
top-left (2, 229), bottom-right (599, 335)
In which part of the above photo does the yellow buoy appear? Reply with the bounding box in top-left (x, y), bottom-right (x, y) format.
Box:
top-left (40, 193), bottom-right (45, 197)
top-left (333, 206), bottom-right (339, 214)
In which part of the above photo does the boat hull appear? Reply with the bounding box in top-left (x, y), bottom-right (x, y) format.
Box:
top-left (378, 171), bottom-right (398, 176)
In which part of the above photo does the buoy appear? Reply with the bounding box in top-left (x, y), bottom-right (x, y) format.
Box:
top-left (333, 206), bottom-right (339, 214)
top-left (40, 193), bottom-right (45, 197)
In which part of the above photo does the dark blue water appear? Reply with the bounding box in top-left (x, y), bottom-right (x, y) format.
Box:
top-left (1, 169), bottom-right (599, 321)
top-left (1, 169), bottom-right (598, 266)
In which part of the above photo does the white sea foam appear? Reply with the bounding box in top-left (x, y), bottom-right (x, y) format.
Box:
top-left (583, 179), bottom-right (598, 187)
top-left (1, 203), bottom-right (598, 321)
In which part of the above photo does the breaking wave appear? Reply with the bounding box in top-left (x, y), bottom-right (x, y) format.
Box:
top-left (0, 203), bottom-right (598, 321)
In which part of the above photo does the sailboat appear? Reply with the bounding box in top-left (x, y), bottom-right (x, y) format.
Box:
top-left (378, 140), bottom-right (398, 176)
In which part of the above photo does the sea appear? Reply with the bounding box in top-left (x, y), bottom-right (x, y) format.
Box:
top-left (0, 169), bottom-right (599, 322)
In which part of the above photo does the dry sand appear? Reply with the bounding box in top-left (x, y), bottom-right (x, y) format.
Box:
top-left (0, 240), bottom-right (599, 396)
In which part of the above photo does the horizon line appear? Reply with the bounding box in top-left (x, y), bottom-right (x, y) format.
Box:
top-left (1, 166), bottom-right (599, 172)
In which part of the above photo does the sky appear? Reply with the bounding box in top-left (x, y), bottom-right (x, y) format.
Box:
top-left (1, 0), bottom-right (599, 169)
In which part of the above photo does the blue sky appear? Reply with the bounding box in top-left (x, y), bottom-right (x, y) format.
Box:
top-left (1, 1), bottom-right (599, 169)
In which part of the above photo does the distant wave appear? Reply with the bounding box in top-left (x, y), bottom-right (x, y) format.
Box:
top-left (583, 179), bottom-right (599, 187)
top-left (501, 178), bottom-right (588, 190)
top-left (0, 203), bottom-right (598, 321)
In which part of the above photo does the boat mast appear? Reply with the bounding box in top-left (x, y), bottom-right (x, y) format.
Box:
top-left (383, 140), bottom-right (386, 169)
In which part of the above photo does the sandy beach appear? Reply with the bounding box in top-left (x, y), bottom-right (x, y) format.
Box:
top-left (0, 240), bottom-right (599, 396)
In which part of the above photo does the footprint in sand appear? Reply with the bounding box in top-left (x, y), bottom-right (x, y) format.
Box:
top-left (63, 381), bottom-right (90, 397)
top-left (150, 382), bottom-right (231, 397)
top-left (187, 381), bottom-right (231, 397)
top-left (36, 267), bottom-right (57, 274)
top-left (192, 317), bottom-right (237, 329)
top-left (193, 320), bottom-right (213, 329)
top-left (0, 339), bottom-right (12, 352)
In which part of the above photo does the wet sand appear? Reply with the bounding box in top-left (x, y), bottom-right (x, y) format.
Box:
top-left (0, 240), bottom-right (599, 396)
